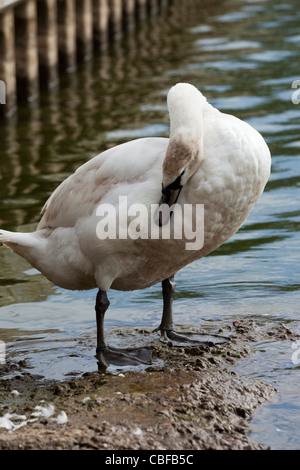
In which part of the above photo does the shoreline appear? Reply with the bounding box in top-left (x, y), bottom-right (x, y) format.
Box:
top-left (0, 319), bottom-right (298, 450)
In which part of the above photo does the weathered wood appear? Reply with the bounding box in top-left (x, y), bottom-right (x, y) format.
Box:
top-left (14, 0), bottom-right (39, 102)
top-left (76, 0), bottom-right (93, 61)
top-left (0, 0), bottom-right (22, 11)
top-left (37, 0), bottom-right (58, 88)
top-left (147, 0), bottom-right (158, 15)
top-left (93, 0), bottom-right (109, 50)
top-left (109, 0), bottom-right (122, 39)
top-left (0, 0), bottom-right (169, 118)
top-left (0, 8), bottom-right (16, 116)
top-left (123, 0), bottom-right (135, 31)
top-left (57, 0), bottom-right (76, 72)
top-left (158, 0), bottom-right (168, 7)
top-left (135, 0), bottom-right (147, 19)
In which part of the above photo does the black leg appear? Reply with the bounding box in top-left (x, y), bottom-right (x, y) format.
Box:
top-left (154, 276), bottom-right (230, 346)
top-left (94, 289), bottom-right (153, 368)
top-left (153, 275), bottom-right (177, 343)
top-left (95, 289), bottom-right (110, 353)
top-left (160, 275), bottom-right (176, 330)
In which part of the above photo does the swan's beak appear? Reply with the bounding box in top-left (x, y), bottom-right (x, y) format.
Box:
top-left (159, 186), bottom-right (182, 207)
top-left (156, 185), bottom-right (182, 227)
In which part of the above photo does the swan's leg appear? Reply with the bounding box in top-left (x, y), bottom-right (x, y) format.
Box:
top-left (95, 289), bottom-right (110, 352)
top-left (95, 289), bottom-right (153, 368)
top-left (154, 276), bottom-right (229, 346)
top-left (153, 275), bottom-right (179, 343)
top-left (154, 275), bottom-right (176, 342)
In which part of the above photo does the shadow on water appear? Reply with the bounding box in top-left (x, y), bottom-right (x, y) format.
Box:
top-left (0, 0), bottom-right (300, 449)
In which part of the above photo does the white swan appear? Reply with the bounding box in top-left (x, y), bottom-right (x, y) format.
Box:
top-left (0, 83), bottom-right (271, 367)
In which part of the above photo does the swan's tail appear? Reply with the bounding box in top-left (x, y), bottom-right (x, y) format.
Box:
top-left (0, 229), bottom-right (37, 249)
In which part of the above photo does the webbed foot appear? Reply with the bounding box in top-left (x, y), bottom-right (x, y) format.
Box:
top-left (96, 345), bottom-right (154, 369)
top-left (153, 327), bottom-right (230, 347)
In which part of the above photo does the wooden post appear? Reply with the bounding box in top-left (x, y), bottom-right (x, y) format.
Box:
top-left (135, 0), bottom-right (147, 19)
top-left (109, 0), bottom-right (123, 39)
top-left (76, 0), bottom-right (93, 61)
top-left (123, 0), bottom-right (135, 31)
top-left (57, 0), bottom-right (77, 72)
top-left (0, 9), bottom-right (16, 117)
top-left (37, 0), bottom-right (59, 88)
top-left (93, 0), bottom-right (109, 50)
top-left (158, 0), bottom-right (168, 7)
top-left (14, 0), bottom-right (39, 102)
top-left (147, 0), bottom-right (158, 15)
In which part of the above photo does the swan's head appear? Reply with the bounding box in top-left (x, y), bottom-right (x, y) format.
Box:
top-left (158, 83), bottom-right (206, 221)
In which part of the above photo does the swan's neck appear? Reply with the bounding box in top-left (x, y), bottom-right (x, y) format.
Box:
top-left (169, 100), bottom-right (203, 148)
top-left (171, 94), bottom-right (203, 137)
top-left (163, 84), bottom-right (207, 186)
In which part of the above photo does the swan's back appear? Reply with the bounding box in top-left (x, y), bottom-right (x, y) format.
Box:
top-left (38, 137), bottom-right (169, 230)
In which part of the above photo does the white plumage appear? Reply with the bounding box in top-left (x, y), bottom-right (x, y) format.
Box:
top-left (0, 83), bottom-right (271, 366)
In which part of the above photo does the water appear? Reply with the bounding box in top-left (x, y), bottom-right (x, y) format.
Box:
top-left (0, 0), bottom-right (300, 449)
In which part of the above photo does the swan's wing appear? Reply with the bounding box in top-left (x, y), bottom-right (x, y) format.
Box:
top-left (38, 138), bottom-right (168, 230)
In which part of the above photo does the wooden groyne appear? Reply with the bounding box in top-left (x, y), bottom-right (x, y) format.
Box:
top-left (0, 0), bottom-right (169, 117)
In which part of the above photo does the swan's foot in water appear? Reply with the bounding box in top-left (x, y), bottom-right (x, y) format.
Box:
top-left (96, 345), bottom-right (153, 369)
top-left (154, 275), bottom-right (230, 347)
top-left (95, 289), bottom-right (153, 369)
top-left (153, 326), bottom-right (229, 347)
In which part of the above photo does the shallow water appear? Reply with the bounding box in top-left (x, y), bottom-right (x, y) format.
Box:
top-left (0, 0), bottom-right (300, 449)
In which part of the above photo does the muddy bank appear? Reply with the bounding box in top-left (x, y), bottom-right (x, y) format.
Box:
top-left (0, 319), bottom-right (298, 450)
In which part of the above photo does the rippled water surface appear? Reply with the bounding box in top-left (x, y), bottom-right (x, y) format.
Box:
top-left (0, 0), bottom-right (300, 449)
